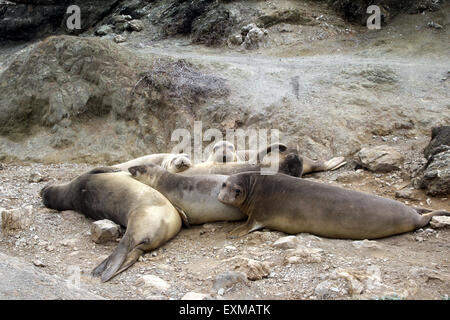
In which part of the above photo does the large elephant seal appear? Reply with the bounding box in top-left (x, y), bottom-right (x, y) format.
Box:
top-left (129, 164), bottom-right (246, 225)
top-left (217, 172), bottom-right (450, 239)
top-left (114, 153), bottom-right (192, 173)
top-left (40, 167), bottom-right (181, 282)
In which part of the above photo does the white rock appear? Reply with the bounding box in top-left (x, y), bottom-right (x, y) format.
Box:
top-left (285, 246), bottom-right (324, 264)
top-left (91, 220), bottom-right (120, 244)
top-left (1, 206), bottom-right (35, 235)
top-left (223, 256), bottom-right (271, 280)
top-left (273, 236), bottom-right (300, 249)
top-left (357, 146), bottom-right (404, 172)
top-left (181, 292), bottom-right (211, 300)
top-left (430, 216), bottom-right (450, 229)
top-left (139, 275), bottom-right (170, 293)
top-left (352, 239), bottom-right (381, 249)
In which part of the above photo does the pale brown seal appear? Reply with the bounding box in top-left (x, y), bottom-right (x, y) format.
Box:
top-left (114, 153), bottom-right (192, 173)
top-left (218, 172), bottom-right (450, 239)
top-left (40, 167), bottom-right (181, 282)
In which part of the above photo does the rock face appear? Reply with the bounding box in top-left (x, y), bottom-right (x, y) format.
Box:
top-left (328, 0), bottom-right (443, 25)
top-left (1, 206), bottom-right (34, 235)
top-left (0, 0), bottom-right (121, 41)
top-left (0, 252), bottom-right (103, 299)
top-left (413, 126), bottom-right (450, 196)
top-left (356, 146), bottom-right (404, 172)
top-left (0, 35), bottom-right (228, 163)
top-left (90, 220), bottom-right (120, 244)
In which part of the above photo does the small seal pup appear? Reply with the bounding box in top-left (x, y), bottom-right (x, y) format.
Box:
top-left (114, 153), bottom-right (192, 173)
top-left (218, 172), bottom-right (450, 239)
top-left (40, 167), bottom-right (181, 282)
top-left (129, 164), bottom-right (246, 225)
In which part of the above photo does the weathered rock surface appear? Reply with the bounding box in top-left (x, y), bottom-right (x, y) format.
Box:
top-left (223, 256), bottom-right (271, 281)
top-left (1, 205), bottom-right (34, 235)
top-left (0, 0), bottom-right (121, 41)
top-left (137, 275), bottom-right (170, 294)
top-left (212, 271), bottom-right (247, 291)
top-left (0, 252), bottom-right (102, 299)
top-left (357, 146), bottom-right (404, 172)
top-left (430, 216), bottom-right (450, 229)
top-left (413, 126), bottom-right (450, 195)
top-left (0, 35), bottom-right (228, 163)
top-left (181, 292), bottom-right (211, 300)
top-left (90, 219), bottom-right (120, 244)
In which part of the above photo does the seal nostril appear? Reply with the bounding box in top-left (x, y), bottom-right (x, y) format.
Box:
top-left (223, 155), bottom-right (226, 162)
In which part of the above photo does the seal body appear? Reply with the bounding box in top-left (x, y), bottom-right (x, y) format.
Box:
top-left (218, 172), bottom-right (450, 239)
top-left (40, 167), bottom-right (181, 282)
top-left (114, 153), bottom-right (191, 173)
top-left (129, 164), bottom-right (246, 225)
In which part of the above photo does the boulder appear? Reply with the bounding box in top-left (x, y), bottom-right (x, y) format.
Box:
top-left (138, 275), bottom-right (170, 293)
top-left (430, 216), bottom-right (450, 229)
top-left (273, 236), bottom-right (300, 250)
top-left (357, 145), bottom-right (404, 172)
top-left (90, 219), bottom-right (120, 244)
top-left (1, 206), bottom-right (34, 235)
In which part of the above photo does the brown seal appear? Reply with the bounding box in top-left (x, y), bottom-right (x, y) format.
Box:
top-left (40, 167), bottom-right (181, 282)
top-left (218, 172), bottom-right (450, 239)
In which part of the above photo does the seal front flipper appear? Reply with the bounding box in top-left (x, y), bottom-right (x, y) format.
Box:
top-left (87, 167), bottom-right (123, 175)
top-left (174, 205), bottom-right (191, 228)
top-left (227, 219), bottom-right (263, 239)
top-left (323, 157), bottom-right (347, 171)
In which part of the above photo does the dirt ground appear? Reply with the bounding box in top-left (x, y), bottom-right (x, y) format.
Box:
top-left (0, 134), bottom-right (448, 300)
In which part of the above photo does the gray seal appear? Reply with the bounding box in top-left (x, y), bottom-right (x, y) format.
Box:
top-left (218, 172), bottom-right (450, 239)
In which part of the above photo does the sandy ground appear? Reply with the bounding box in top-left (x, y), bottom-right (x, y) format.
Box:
top-left (0, 134), bottom-right (448, 300)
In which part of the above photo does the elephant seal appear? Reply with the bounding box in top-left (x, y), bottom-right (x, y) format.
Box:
top-left (206, 140), bottom-right (287, 164)
top-left (129, 164), bottom-right (246, 225)
top-left (181, 149), bottom-right (302, 177)
top-left (40, 167), bottom-right (181, 282)
top-left (237, 148), bottom-right (346, 175)
top-left (218, 172), bottom-right (450, 239)
top-left (114, 153), bottom-right (192, 173)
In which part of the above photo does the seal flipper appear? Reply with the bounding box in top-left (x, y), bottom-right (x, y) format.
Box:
top-left (227, 219), bottom-right (263, 239)
top-left (417, 210), bottom-right (450, 228)
top-left (323, 157), bottom-right (347, 171)
top-left (174, 205), bottom-right (190, 228)
top-left (114, 247), bottom-right (145, 276)
top-left (87, 167), bottom-right (122, 175)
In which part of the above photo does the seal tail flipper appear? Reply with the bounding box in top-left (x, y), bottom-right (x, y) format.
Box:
top-left (418, 210), bottom-right (450, 228)
top-left (227, 219), bottom-right (263, 239)
top-left (322, 157), bottom-right (346, 171)
top-left (92, 234), bottom-right (134, 282)
top-left (114, 247), bottom-right (145, 276)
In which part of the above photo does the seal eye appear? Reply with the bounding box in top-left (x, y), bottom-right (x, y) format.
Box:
top-left (235, 189), bottom-right (240, 196)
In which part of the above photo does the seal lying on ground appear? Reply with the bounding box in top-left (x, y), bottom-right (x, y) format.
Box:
top-left (129, 164), bottom-right (246, 225)
top-left (40, 167), bottom-right (181, 282)
top-left (206, 140), bottom-right (288, 164)
top-left (114, 153), bottom-right (192, 173)
top-left (218, 172), bottom-right (450, 239)
top-left (181, 149), bottom-right (303, 177)
top-left (207, 140), bottom-right (345, 175)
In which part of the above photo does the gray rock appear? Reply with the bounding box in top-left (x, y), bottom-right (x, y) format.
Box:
top-left (90, 219), bottom-right (120, 244)
top-left (430, 216), bottom-right (450, 229)
top-left (212, 271), bottom-right (247, 291)
top-left (1, 206), bottom-right (34, 235)
top-left (395, 189), bottom-right (419, 200)
top-left (181, 292), bottom-right (211, 300)
top-left (138, 275), bottom-right (170, 293)
top-left (96, 25), bottom-right (114, 36)
top-left (114, 34), bottom-right (127, 43)
top-left (273, 236), bottom-right (300, 249)
top-left (0, 252), bottom-right (103, 299)
top-left (357, 146), bottom-right (404, 172)
top-left (128, 19), bottom-right (144, 32)
top-left (111, 14), bottom-right (132, 24)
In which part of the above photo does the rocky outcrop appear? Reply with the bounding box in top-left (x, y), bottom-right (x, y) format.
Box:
top-left (0, 35), bottom-right (228, 163)
top-left (0, 0), bottom-right (121, 41)
top-left (328, 0), bottom-right (443, 25)
top-left (413, 126), bottom-right (450, 196)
